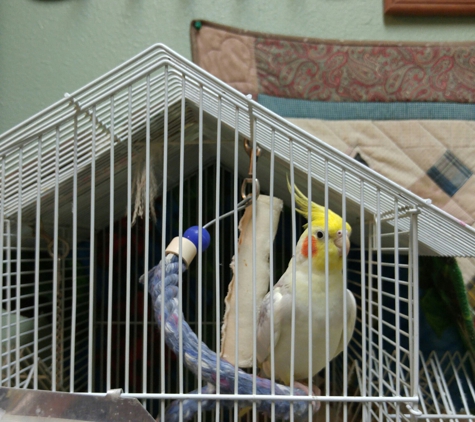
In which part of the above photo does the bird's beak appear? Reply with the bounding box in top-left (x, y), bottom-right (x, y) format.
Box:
top-left (334, 233), bottom-right (350, 257)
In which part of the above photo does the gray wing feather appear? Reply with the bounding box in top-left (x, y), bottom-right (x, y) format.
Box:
top-left (335, 289), bottom-right (357, 357)
top-left (256, 277), bottom-right (292, 364)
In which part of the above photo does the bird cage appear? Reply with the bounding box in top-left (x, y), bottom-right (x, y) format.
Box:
top-left (1, 44), bottom-right (475, 422)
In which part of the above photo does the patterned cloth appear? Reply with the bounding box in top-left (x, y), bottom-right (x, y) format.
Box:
top-left (190, 20), bottom-right (475, 102)
top-left (190, 20), bottom-right (475, 226)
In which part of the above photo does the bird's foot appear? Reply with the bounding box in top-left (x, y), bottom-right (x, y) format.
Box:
top-left (294, 381), bottom-right (321, 413)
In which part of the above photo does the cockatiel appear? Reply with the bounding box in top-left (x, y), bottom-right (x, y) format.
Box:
top-left (256, 182), bottom-right (356, 388)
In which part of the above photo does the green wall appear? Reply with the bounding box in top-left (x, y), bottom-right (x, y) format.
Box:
top-left (1, 0), bottom-right (475, 135)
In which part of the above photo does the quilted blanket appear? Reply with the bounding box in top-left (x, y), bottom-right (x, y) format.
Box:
top-left (190, 22), bottom-right (475, 225)
top-left (285, 118), bottom-right (475, 226)
top-left (190, 21), bottom-right (475, 224)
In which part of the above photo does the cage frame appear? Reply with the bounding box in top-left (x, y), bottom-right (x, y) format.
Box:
top-left (1, 44), bottom-right (475, 421)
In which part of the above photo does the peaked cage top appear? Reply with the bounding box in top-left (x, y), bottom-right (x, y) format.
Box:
top-left (1, 44), bottom-right (475, 258)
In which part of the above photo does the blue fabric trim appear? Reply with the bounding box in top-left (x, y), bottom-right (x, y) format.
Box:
top-left (258, 94), bottom-right (475, 120)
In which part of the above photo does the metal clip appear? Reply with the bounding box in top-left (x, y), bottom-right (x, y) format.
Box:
top-left (106, 388), bottom-right (123, 398)
top-left (241, 139), bottom-right (261, 200)
top-left (405, 404), bottom-right (422, 419)
top-left (243, 138), bottom-right (261, 175)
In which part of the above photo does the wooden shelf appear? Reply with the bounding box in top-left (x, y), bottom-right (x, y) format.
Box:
top-left (384, 0), bottom-right (475, 16)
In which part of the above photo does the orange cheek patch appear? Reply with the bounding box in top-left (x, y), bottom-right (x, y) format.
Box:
top-left (301, 235), bottom-right (318, 258)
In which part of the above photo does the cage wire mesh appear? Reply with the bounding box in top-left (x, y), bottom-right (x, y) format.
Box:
top-left (1, 44), bottom-right (475, 421)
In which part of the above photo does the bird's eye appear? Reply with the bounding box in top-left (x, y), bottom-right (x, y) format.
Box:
top-left (316, 231), bottom-right (324, 239)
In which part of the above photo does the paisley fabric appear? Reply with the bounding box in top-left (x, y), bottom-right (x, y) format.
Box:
top-left (190, 20), bottom-right (475, 103)
top-left (255, 39), bottom-right (475, 102)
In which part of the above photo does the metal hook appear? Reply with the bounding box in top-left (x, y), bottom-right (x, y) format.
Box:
top-left (242, 139), bottom-right (261, 200)
top-left (241, 177), bottom-right (260, 201)
top-left (243, 138), bottom-right (258, 155)
top-left (243, 138), bottom-right (261, 178)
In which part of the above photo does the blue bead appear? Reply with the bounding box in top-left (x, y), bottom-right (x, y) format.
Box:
top-left (184, 226), bottom-right (211, 251)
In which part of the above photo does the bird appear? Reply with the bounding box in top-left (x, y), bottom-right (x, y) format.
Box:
top-left (256, 180), bottom-right (357, 393)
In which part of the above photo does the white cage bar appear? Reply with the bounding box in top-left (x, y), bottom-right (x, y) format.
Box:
top-left (1, 44), bottom-right (475, 421)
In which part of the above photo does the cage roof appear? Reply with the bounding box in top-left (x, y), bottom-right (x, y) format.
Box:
top-left (1, 44), bottom-right (475, 257)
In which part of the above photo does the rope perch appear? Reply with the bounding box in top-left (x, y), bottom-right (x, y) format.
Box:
top-left (141, 252), bottom-right (319, 421)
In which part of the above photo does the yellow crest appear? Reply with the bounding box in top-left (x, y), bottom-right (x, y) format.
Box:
top-left (287, 176), bottom-right (351, 234)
